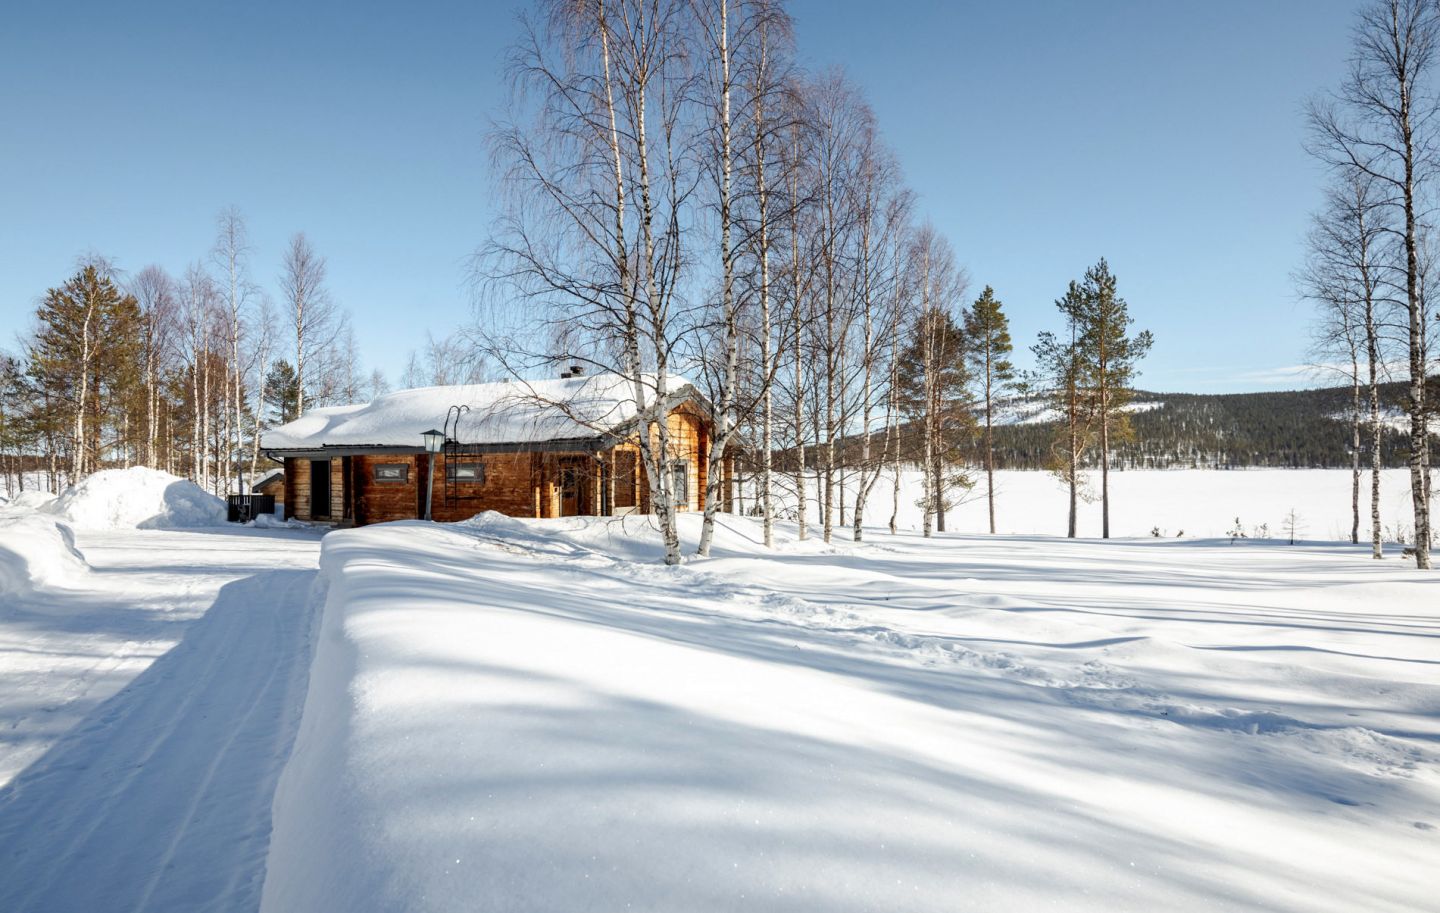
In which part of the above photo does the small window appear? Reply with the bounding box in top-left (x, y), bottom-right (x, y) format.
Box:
top-left (373, 463), bottom-right (409, 483)
top-left (447, 461), bottom-right (486, 483)
top-left (670, 460), bottom-right (689, 507)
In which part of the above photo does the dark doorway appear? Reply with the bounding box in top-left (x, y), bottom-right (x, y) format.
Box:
top-left (310, 459), bottom-right (331, 519)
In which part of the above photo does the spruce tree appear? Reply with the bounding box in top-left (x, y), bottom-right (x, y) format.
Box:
top-left (1076, 258), bottom-right (1152, 539)
top-left (963, 286), bottom-right (1014, 534)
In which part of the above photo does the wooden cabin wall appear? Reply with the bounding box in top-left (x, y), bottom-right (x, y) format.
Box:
top-left (345, 452), bottom-right (548, 525)
top-left (331, 459), bottom-right (345, 521)
top-left (429, 452), bottom-right (540, 523)
top-left (284, 458), bottom-right (308, 520)
top-left (276, 400), bottom-right (722, 525)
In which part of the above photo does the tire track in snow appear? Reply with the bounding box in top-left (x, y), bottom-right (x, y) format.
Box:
top-left (0, 567), bottom-right (319, 913)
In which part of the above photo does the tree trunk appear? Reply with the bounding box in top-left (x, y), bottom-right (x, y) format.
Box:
top-left (697, 0), bottom-right (734, 559)
top-left (985, 355), bottom-right (996, 534)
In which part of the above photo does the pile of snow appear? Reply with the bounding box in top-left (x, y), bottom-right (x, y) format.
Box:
top-left (458, 508), bottom-right (838, 564)
top-left (0, 490), bottom-right (58, 514)
top-left (248, 513), bottom-right (306, 530)
top-left (0, 514), bottom-right (89, 598)
top-left (41, 468), bottom-right (226, 530)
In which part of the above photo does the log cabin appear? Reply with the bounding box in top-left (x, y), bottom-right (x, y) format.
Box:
top-left (261, 371), bottom-right (728, 526)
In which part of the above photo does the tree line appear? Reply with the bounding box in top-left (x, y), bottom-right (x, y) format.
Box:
top-left (1303, 0), bottom-right (1440, 568)
top-left (983, 385), bottom-right (1415, 472)
top-left (0, 211), bottom-right (478, 498)
top-left (479, 0), bottom-right (1152, 563)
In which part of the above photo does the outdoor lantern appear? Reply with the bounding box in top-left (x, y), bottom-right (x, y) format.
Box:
top-left (422, 429), bottom-right (445, 521)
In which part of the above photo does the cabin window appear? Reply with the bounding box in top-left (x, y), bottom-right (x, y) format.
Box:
top-left (372, 463), bottom-right (409, 483)
top-left (670, 459), bottom-right (689, 508)
top-left (447, 461), bottom-right (485, 483)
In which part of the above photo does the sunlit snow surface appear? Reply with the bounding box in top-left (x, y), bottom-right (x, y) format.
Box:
top-left (265, 508), bottom-right (1439, 913)
top-left (0, 469), bottom-right (1435, 912)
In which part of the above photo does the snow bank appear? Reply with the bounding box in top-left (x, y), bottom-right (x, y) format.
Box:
top-left (0, 514), bottom-right (88, 598)
top-left (265, 514), bottom-right (1439, 912)
top-left (0, 490), bottom-right (58, 513)
top-left (41, 468), bottom-right (226, 530)
top-left (248, 513), bottom-right (306, 530)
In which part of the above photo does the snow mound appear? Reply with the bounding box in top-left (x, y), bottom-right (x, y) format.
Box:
top-left (0, 514), bottom-right (89, 598)
top-left (0, 490), bottom-right (59, 513)
top-left (43, 468), bottom-right (226, 530)
top-left (248, 513), bottom-right (306, 530)
top-left (456, 510), bottom-right (841, 563)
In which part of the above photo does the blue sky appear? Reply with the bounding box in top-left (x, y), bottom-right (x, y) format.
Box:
top-left (0, 0), bottom-right (1357, 393)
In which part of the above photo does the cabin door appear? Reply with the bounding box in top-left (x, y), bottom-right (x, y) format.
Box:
top-left (558, 456), bottom-right (586, 516)
top-left (310, 459), bottom-right (331, 519)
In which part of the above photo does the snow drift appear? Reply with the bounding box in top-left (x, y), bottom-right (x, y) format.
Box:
top-left (265, 513), bottom-right (1439, 913)
top-left (41, 468), bottom-right (226, 530)
top-left (0, 514), bottom-right (88, 598)
top-left (0, 491), bottom-right (58, 514)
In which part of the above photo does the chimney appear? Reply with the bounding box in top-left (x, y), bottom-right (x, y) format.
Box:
top-left (569, 364), bottom-right (584, 377)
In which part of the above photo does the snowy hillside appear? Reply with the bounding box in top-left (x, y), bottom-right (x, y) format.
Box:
top-left (264, 512), bottom-right (1440, 913)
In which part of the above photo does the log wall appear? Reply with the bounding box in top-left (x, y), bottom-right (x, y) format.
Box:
top-left (279, 402), bottom-right (717, 525)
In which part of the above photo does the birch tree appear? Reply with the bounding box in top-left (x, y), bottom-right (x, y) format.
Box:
top-left (486, 0), bottom-right (699, 565)
top-left (1310, 0), bottom-right (1437, 567)
top-left (213, 208), bottom-right (254, 493)
top-left (280, 232), bottom-right (337, 418)
top-left (129, 265), bottom-right (177, 469)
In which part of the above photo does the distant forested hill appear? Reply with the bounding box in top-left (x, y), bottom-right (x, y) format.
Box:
top-left (986, 383), bottom-right (1418, 470)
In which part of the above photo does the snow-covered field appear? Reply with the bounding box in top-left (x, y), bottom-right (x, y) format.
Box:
top-left (266, 511), bottom-right (1439, 913)
top-left (790, 467), bottom-right (1427, 542)
top-left (1, 468), bottom-right (1437, 911)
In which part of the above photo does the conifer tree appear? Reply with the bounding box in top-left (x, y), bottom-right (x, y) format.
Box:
top-left (28, 264), bottom-right (143, 480)
top-left (264, 360), bottom-right (301, 425)
top-left (963, 285), bottom-right (1014, 534)
top-left (896, 298), bottom-right (971, 536)
top-left (1076, 258), bottom-right (1152, 539)
top-left (1032, 281), bottom-right (1093, 538)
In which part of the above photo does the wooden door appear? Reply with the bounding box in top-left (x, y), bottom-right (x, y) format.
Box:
top-left (558, 457), bottom-right (585, 516)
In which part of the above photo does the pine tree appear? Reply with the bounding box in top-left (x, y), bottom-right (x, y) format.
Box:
top-left (27, 264), bottom-right (143, 480)
top-left (896, 305), bottom-right (972, 536)
top-left (963, 286), bottom-right (1014, 534)
top-left (1076, 258), bottom-right (1152, 539)
top-left (264, 360), bottom-right (301, 425)
top-left (1031, 280), bottom-right (1093, 538)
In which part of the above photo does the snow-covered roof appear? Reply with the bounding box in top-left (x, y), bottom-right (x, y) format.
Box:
top-left (263, 373), bottom-right (698, 451)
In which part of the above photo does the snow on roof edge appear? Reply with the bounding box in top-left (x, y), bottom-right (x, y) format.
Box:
top-left (262, 373), bottom-right (701, 452)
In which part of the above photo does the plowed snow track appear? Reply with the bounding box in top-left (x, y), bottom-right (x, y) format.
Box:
top-left (0, 528), bottom-right (322, 913)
